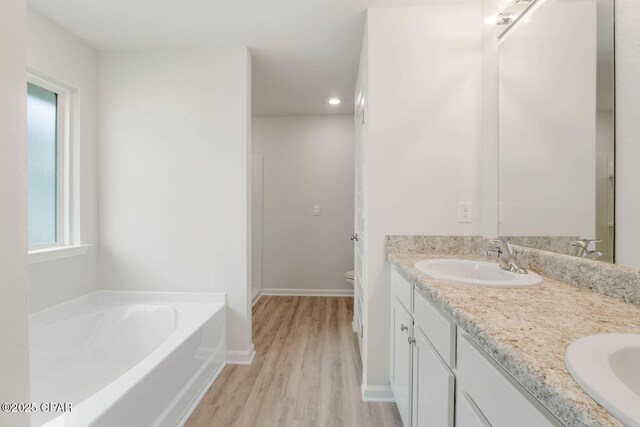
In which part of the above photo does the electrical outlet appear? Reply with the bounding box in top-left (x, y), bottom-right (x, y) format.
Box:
top-left (458, 202), bottom-right (472, 223)
top-left (313, 205), bottom-right (321, 216)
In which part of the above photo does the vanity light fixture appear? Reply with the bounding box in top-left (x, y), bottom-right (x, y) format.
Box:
top-left (489, 0), bottom-right (533, 27)
top-left (484, 14), bottom-right (499, 25)
top-left (496, 13), bottom-right (516, 25)
top-left (483, 12), bottom-right (516, 25)
top-left (328, 97), bottom-right (341, 105)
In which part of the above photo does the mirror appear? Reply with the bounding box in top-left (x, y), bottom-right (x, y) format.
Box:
top-left (498, 0), bottom-right (615, 262)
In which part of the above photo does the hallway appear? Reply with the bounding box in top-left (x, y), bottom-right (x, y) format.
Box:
top-left (186, 296), bottom-right (402, 426)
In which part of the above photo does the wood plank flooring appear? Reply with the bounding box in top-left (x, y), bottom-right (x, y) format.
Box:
top-left (186, 296), bottom-right (402, 427)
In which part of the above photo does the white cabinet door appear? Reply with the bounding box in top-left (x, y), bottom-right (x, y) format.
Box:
top-left (411, 329), bottom-right (454, 427)
top-left (456, 391), bottom-right (492, 427)
top-left (391, 297), bottom-right (413, 426)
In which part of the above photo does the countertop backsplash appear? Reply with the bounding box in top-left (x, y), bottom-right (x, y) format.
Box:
top-left (386, 235), bottom-right (640, 306)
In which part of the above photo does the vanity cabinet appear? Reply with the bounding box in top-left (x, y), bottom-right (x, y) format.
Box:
top-left (456, 390), bottom-right (491, 427)
top-left (390, 268), bottom-right (455, 427)
top-left (391, 296), bottom-right (413, 425)
top-left (389, 266), bottom-right (563, 427)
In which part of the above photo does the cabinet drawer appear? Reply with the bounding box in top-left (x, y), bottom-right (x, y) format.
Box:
top-left (413, 290), bottom-right (456, 368)
top-left (391, 267), bottom-right (413, 313)
top-left (456, 331), bottom-right (562, 427)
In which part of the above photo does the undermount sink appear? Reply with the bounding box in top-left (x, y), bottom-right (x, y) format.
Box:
top-left (566, 334), bottom-right (640, 426)
top-left (414, 259), bottom-right (542, 288)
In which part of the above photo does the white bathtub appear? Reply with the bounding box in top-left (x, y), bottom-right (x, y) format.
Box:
top-left (29, 291), bottom-right (226, 427)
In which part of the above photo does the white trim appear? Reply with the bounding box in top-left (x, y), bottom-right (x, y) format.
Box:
top-left (260, 288), bottom-right (354, 297)
top-left (28, 244), bottom-right (91, 264)
top-left (226, 343), bottom-right (256, 365)
top-left (252, 289), bottom-right (262, 307)
top-left (361, 384), bottom-right (395, 402)
top-left (56, 81), bottom-right (69, 246)
top-left (173, 363), bottom-right (225, 426)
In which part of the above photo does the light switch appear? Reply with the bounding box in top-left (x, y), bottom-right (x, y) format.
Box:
top-left (313, 205), bottom-right (321, 216)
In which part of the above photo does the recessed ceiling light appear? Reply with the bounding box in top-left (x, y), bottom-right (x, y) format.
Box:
top-left (328, 97), bottom-right (341, 105)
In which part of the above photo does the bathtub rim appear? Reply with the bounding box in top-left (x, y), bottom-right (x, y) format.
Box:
top-left (30, 290), bottom-right (226, 328)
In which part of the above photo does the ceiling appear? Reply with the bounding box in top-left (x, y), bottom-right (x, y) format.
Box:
top-left (28, 0), bottom-right (471, 116)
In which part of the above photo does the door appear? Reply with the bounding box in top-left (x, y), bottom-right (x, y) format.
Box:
top-left (353, 91), bottom-right (366, 358)
top-left (412, 329), bottom-right (455, 427)
top-left (390, 297), bottom-right (413, 426)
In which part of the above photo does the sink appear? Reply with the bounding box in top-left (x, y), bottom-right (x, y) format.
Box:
top-left (414, 259), bottom-right (542, 288)
top-left (566, 334), bottom-right (640, 426)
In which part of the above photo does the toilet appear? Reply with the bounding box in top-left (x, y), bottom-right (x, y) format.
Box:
top-left (346, 271), bottom-right (355, 288)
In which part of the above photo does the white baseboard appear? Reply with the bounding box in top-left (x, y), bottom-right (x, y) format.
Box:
top-left (260, 288), bottom-right (354, 297)
top-left (226, 343), bottom-right (256, 365)
top-left (252, 290), bottom-right (262, 307)
top-left (361, 384), bottom-right (395, 402)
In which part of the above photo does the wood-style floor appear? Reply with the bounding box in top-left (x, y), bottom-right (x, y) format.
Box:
top-left (186, 296), bottom-right (402, 427)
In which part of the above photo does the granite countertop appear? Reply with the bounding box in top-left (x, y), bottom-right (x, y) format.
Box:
top-left (388, 252), bottom-right (640, 427)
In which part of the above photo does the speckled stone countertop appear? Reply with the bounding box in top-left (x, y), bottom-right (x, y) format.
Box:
top-left (388, 252), bottom-right (640, 427)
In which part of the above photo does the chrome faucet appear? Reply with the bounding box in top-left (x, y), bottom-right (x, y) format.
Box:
top-left (570, 239), bottom-right (603, 260)
top-left (487, 239), bottom-right (528, 274)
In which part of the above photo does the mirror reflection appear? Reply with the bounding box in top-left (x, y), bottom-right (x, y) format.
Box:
top-left (498, 0), bottom-right (615, 262)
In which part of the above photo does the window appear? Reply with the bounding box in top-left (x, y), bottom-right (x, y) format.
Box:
top-left (26, 74), bottom-right (90, 263)
top-left (27, 78), bottom-right (66, 249)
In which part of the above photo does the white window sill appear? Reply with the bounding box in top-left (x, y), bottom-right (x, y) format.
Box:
top-left (28, 244), bottom-right (92, 265)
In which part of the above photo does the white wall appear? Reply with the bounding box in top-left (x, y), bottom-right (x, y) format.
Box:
top-left (27, 7), bottom-right (100, 312)
top-left (251, 155), bottom-right (263, 302)
top-left (98, 47), bottom-right (253, 356)
top-left (252, 115), bottom-right (354, 293)
top-left (499, 0), bottom-right (596, 238)
top-left (615, 0), bottom-right (640, 267)
top-left (0, 0), bottom-right (30, 425)
top-left (363, 4), bottom-right (482, 388)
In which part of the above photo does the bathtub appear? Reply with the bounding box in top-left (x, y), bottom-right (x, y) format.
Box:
top-left (29, 291), bottom-right (226, 427)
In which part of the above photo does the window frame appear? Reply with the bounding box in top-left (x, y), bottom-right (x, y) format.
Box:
top-left (27, 73), bottom-right (71, 251)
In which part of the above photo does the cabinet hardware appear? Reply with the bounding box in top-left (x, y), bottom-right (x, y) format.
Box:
top-left (408, 337), bottom-right (416, 345)
top-left (400, 324), bottom-right (408, 332)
